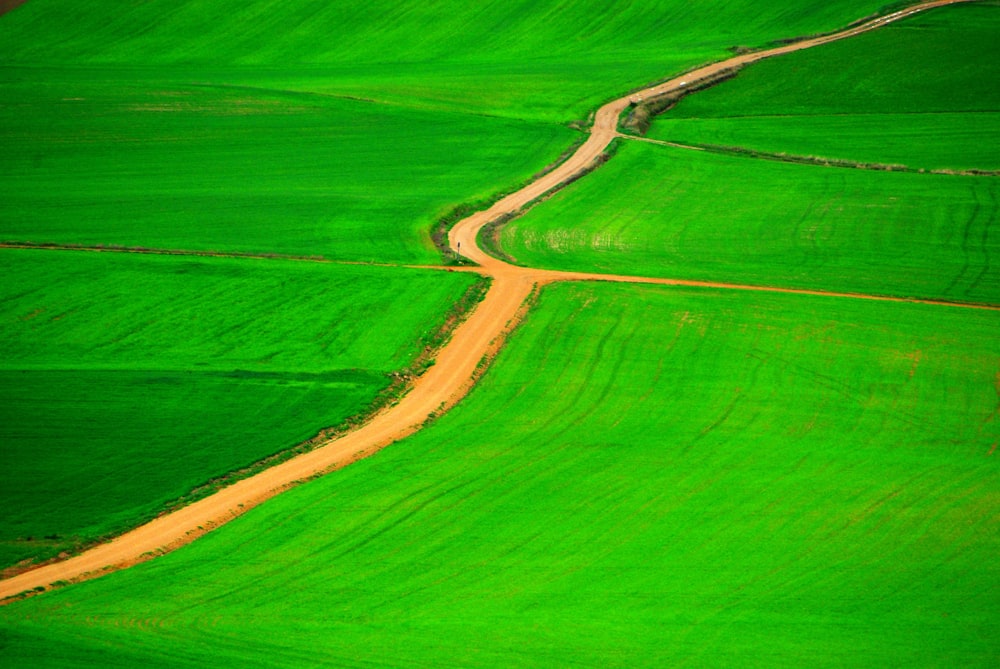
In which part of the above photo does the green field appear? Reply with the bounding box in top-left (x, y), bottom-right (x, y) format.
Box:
top-left (0, 249), bottom-right (478, 568)
top-left (1, 0), bottom-right (888, 120)
top-left (2, 282), bottom-right (996, 666)
top-left (501, 4), bottom-right (1000, 302)
top-left (0, 73), bottom-right (575, 264)
top-left (649, 2), bottom-right (1000, 171)
top-left (0, 0), bottom-right (895, 265)
top-left (2, 0), bottom-right (998, 666)
top-left (502, 140), bottom-right (1000, 302)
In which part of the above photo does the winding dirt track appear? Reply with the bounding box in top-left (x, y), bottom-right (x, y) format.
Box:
top-left (0, 0), bottom-right (983, 602)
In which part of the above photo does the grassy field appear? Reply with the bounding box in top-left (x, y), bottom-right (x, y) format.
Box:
top-left (3, 1), bottom-right (997, 666)
top-left (0, 73), bottom-right (575, 264)
top-left (2, 0), bottom-right (888, 121)
top-left (502, 140), bottom-right (1000, 303)
top-left (501, 4), bottom-right (1000, 302)
top-left (1, 281), bottom-right (996, 666)
top-left (0, 249), bottom-right (479, 569)
top-left (0, 0), bottom-right (896, 265)
top-left (649, 2), bottom-right (1000, 171)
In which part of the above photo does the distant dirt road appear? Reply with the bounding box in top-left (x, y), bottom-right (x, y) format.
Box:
top-left (0, 0), bottom-right (29, 18)
top-left (0, 0), bottom-right (982, 603)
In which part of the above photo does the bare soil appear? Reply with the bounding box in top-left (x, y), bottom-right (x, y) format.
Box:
top-left (0, 0), bottom-right (29, 17)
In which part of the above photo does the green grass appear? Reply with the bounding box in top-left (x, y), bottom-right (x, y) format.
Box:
top-left (2, 0), bottom-right (951, 264)
top-left (501, 139), bottom-right (1000, 303)
top-left (0, 249), bottom-right (478, 568)
top-left (649, 3), bottom-right (1000, 171)
top-left (0, 73), bottom-right (575, 264)
top-left (0, 0), bottom-right (900, 265)
top-left (501, 4), bottom-right (1000, 302)
top-left (2, 281), bottom-right (996, 666)
top-left (1, 0), bottom-right (890, 121)
top-left (2, 1), bottom-right (996, 665)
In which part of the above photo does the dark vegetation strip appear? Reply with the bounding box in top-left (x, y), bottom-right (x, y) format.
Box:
top-left (619, 67), bottom-right (743, 136)
top-left (0, 274), bottom-right (491, 583)
top-left (622, 137), bottom-right (1000, 176)
top-left (0, 241), bottom-right (363, 265)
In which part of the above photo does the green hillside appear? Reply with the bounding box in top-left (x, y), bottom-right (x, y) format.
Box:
top-left (2, 0), bottom-right (887, 120)
top-left (0, 73), bottom-right (574, 264)
top-left (2, 282), bottom-right (996, 666)
top-left (1, 0), bottom-right (892, 263)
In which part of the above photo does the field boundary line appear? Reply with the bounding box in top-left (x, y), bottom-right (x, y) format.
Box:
top-left (618, 134), bottom-right (1000, 177)
top-left (545, 270), bottom-right (1000, 311)
top-left (0, 241), bottom-right (425, 269)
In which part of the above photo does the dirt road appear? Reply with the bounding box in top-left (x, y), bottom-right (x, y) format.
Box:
top-left (0, 0), bottom-right (980, 603)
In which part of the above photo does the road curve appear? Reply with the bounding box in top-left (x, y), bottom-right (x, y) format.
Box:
top-left (0, 0), bottom-right (980, 603)
top-left (448, 0), bottom-right (979, 262)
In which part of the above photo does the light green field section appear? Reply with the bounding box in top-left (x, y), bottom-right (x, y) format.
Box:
top-left (0, 249), bottom-right (479, 569)
top-left (0, 74), bottom-right (574, 264)
top-left (502, 140), bottom-right (1000, 303)
top-left (649, 3), bottom-right (1000, 171)
top-left (1, 282), bottom-right (996, 666)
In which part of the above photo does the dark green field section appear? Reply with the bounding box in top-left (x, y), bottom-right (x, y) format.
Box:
top-left (502, 140), bottom-right (1000, 303)
top-left (2, 282), bottom-right (996, 666)
top-left (0, 75), bottom-right (574, 264)
top-left (649, 2), bottom-right (1000, 171)
top-left (0, 250), bottom-right (478, 568)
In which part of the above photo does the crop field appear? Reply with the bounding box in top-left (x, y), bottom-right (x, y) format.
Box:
top-left (649, 2), bottom-right (1000, 171)
top-left (0, 0), bottom-right (897, 266)
top-left (0, 249), bottom-right (478, 569)
top-left (1, 281), bottom-right (997, 666)
top-left (2, 0), bottom-right (888, 121)
top-left (502, 141), bottom-right (999, 303)
top-left (0, 74), bottom-right (575, 264)
top-left (2, 0), bottom-right (998, 666)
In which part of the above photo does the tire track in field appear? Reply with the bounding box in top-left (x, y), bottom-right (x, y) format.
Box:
top-left (967, 185), bottom-right (997, 296)
top-left (0, 0), bottom-right (986, 603)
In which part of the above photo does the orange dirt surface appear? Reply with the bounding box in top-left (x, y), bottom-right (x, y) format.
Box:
top-left (0, 0), bottom-right (981, 603)
top-left (0, 0), bottom-right (29, 17)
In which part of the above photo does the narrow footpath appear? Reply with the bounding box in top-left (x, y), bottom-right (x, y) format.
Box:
top-left (0, 0), bottom-right (982, 603)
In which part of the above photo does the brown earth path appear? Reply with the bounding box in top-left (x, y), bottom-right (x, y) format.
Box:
top-left (0, 0), bottom-right (29, 18)
top-left (0, 0), bottom-right (982, 602)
